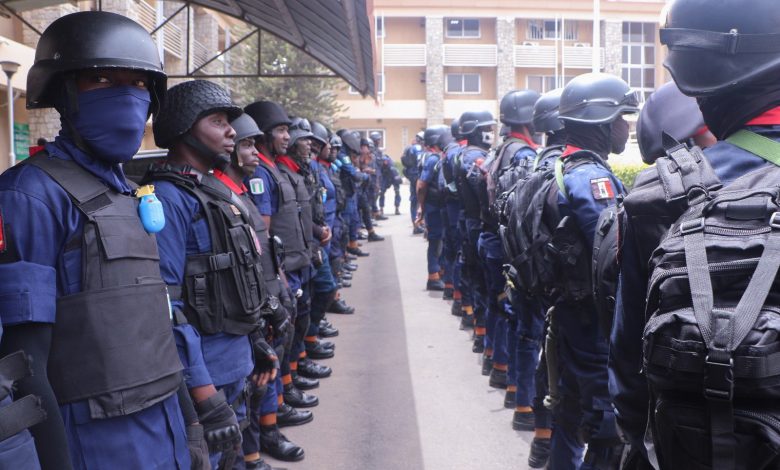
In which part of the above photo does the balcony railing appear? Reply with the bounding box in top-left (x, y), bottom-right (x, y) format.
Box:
top-left (443, 44), bottom-right (497, 67)
top-left (513, 44), bottom-right (556, 68)
top-left (562, 46), bottom-right (605, 69)
top-left (383, 44), bottom-right (426, 67)
top-left (137, 0), bottom-right (184, 59)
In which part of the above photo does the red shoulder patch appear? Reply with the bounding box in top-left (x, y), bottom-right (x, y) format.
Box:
top-left (0, 211), bottom-right (6, 252)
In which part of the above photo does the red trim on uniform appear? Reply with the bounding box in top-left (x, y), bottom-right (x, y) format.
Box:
top-left (509, 132), bottom-right (538, 150)
top-left (317, 158), bottom-right (332, 168)
top-left (212, 169), bottom-right (246, 195)
top-left (275, 155), bottom-right (300, 173)
top-left (746, 106), bottom-right (780, 126)
top-left (0, 211), bottom-right (5, 252)
top-left (257, 151), bottom-right (276, 168)
top-left (458, 139), bottom-right (468, 146)
top-left (694, 126), bottom-right (710, 137)
top-left (28, 145), bottom-right (45, 157)
top-left (561, 145), bottom-right (584, 158)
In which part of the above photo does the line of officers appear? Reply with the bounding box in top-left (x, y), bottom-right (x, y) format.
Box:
top-left (0, 10), bottom-right (391, 470)
top-left (404, 6), bottom-right (747, 465)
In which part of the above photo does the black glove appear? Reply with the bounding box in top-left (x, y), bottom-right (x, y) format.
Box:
top-left (251, 334), bottom-right (280, 375)
top-left (266, 296), bottom-right (292, 340)
top-left (194, 390), bottom-right (242, 453)
top-left (185, 423), bottom-right (211, 470)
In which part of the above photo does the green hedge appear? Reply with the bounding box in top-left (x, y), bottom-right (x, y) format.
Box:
top-left (612, 162), bottom-right (651, 190)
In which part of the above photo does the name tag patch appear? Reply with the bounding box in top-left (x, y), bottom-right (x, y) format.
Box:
top-left (590, 177), bottom-right (615, 201)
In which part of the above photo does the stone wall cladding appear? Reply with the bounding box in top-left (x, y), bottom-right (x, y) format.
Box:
top-left (425, 15), bottom-right (443, 127)
top-left (603, 20), bottom-right (623, 77)
top-left (496, 17), bottom-right (516, 100)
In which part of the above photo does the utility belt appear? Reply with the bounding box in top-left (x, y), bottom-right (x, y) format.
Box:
top-left (0, 351), bottom-right (47, 441)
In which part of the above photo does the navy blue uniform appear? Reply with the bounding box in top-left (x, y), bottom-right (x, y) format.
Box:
top-left (402, 144), bottom-right (423, 225)
top-left (0, 139), bottom-right (189, 469)
top-left (420, 151), bottom-right (445, 274)
top-left (441, 141), bottom-right (465, 302)
top-left (550, 148), bottom-right (625, 470)
top-left (610, 127), bottom-right (777, 461)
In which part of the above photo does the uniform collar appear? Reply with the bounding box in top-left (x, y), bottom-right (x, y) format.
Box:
top-left (275, 155), bottom-right (300, 173)
top-left (212, 169), bottom-right (246, 195)
top-left (745, 106), bottom-right (780, 126)
top-left (257, 151), bottom-right (276, 168)
top-left (509, 132), bottom-right (538, 149)
top-left (48, 137), bottom-right (131, 194)
top-left (317, 158), bottom-right (332, 168)
top-left (561, 145), bottom-right (584, 158)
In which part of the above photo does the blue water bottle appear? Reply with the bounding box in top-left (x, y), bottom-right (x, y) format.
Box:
top-left (136, 185), bottom-right (165, 233)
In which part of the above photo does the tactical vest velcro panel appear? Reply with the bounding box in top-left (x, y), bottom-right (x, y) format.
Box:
top-left (260, 161), bottom-right (310, 272)
top-left (146, 169), bottom-right (266, 336)
top-left (28, 155), bottom-right (182, 418)
top-left (278, 163), bottom-right (314, 258)
top-left (240, 192), bottom-right (281, 297)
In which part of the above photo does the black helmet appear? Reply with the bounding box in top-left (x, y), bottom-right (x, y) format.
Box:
top-left (231, 113), bottom-right (263, 145)
top-left (637, 81), bottom-right (706, 164)
top-left (459, 110), bottom-right (496, 135)
top-left (311, 121), bottom-right (329, 145)
top-left (661, 0), bottom-right (780, 97)
top-left (337, 129), bottom-right (361, 154)
top-left (499, 89), bottom-right (541, 126)
top-left (423, 124), bottom-right (452, 149)
top-left (153, 80), bottom-right (242, 149)
top-left (450, 118), bottom-right (461, 141)
top-left (244, 101), bottom-right (292, 133)
top-left (27, 11), bottom-right (166, 114)
top-left (369, 131), bottom-right (382, 142)
top-left (288, 117), bottom-right (314, 146)
top-left (330, 134), bottom-right (342, 148)
top-left (360, 138), bottom-right (371, 148)
top-left (559, 73), bottom-right (639, 125)
top-left (533, 88), bottom-right (565, 133)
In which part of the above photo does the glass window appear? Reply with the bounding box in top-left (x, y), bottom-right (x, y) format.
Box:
top-left (630, 22), bottom-right (643, 42)
top-left (527, 76), bottom-right (543, 93)
top-left (446, 73), bottom-right (481, 94)
top-left (446, 18), bottom-right (480, 38)
top-left (622, 45), bottom-right (629, 63)
top-left (463, 74), bottom-right (480, 93)
top-left (527, 20), bottom-right (543, 40)
top-left (643, 23), bottom-right (655, 43)
top-left (644, 68), bottom-right (655, 88)
top-left (527, 75), bottom-right (574, 93)
top-left (544, 20), bottom-right (558, 39)
top-left (375, 17), bottom-right (384, 38)
top-left (645, 46), bottom-right (655, 65)
top-left (446, 74), bottom-right (461, 92)
top-left (622, 22), bottom-right (656, 101)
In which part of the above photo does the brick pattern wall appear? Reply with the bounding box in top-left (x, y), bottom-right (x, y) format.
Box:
top-left (495, 17), bottom-right (516, 101)
top-left (425, 16), bottom-right (444, 126)
top-left (603, 20), bottom-right (623, 77)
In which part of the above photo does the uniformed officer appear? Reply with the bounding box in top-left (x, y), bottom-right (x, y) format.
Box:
top-left (370, 131), bottom-right (402, 217)
top-left (548, 73), bottom-right (636, 470)
top-left (456, 110), bottom-right (496, 354)
top-left (357, 139), bottom-right (385, 241)
top-left (243, 101), bottom-right (321, 412)
top-left (323, 134), bottom-right (355, 289)
top-left (338, 130), bottom-right (371, 257)
top-left (0, 11), bottom-right (190, 469)
top-left (440, 118), bottom-right (467, 309)
top-left (480, 90), bottom-right (541, 395)
top-left (610, 2), bottom-right (780, 468)
top-left (222, 113), bottom-right (306, 467)
top-left (416, 125), bottom-right (452, 291)
top-left (402, 132), bottom-right (425, 233)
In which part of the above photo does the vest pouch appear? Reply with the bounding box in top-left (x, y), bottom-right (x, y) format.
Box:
top-left (94, 215), bottom-right (160, 261)
top-left (227, 225), bottom-right (264, 313)
top-left (547, 216), bottom-right (591, 301)
top-left (653, 397), bottom-right (780, 470)
top-left (48, 281), bottom-right (182, 417)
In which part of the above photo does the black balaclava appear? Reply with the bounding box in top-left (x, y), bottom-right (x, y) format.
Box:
top-left (545, 130), bottom-right (567, 147)
top-left (697, 75), bottom-right (780, 140)
top-left (565, 121), bottom-right (612, 158)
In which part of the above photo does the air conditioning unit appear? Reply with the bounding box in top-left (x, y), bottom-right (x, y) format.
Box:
top-left (574, 42), bottom-right (590, 47)
top-left (522, 41), bottom-right (539, 47)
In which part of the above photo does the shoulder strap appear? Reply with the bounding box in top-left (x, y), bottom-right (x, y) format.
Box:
top-left (656, 138), bottom-right (721, 203)
top-left (25, 154), bottom-right (113, 215)
top-left (554, 150), bottom-right (605, 200)
top-left (554, 156), bottom-right (567, 200)
top-left (726, 129), bottom-right (780, 167)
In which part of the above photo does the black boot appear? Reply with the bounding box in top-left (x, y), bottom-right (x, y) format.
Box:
top-left (528, 437), bottom-right (551, 468)
top-left (298, 358), bottom-right (332, 378)
top-left (442, 287), bottom-right (454, 300)
top-left (292, 371), bottom-right (319, 390)
top-left (260, 425), bottom-right (305, 462)
top-left (276, 402), bottom-right (313, 427)
top-left (451, 300), bottom-right (462, 317)
top-left (318, 323), bottom-right (339, 338)
top-left (503, 389), bottom-right (516, 409)
top-left (244, 457), bottom-right (275, 470)
top-left (489, 368), bottom-right (508, 389)
top-left (512, 410), bottom-right (535, 431)
top-left (460, 314), bottom-right (473, 330)
top-left (481, 354), bottom-right (492, 375)
top-left (283, 383), bottom-right (318, 408)
top-left (426, 278), bottom-right (445, 291)
top-left (368, 231), bottom-right (385, 241)
top-left (305, 341), bottom-right (334, 359)
top-left (327, 299), bottom-right (355, 314)
top-left (473, 335), bottom-right (485, 354)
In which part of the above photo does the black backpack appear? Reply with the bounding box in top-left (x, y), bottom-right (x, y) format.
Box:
top-left (401, 145), bottom-right (419, 169)
top-left (591, 199), bottom-right (625, 338)
top-left (488, 139), bottom-right (533, 216)
top-left (638, 133), bottom-right (780, 470)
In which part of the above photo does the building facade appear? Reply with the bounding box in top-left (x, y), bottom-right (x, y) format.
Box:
top-left (334, 0), bottom-right (670, 161)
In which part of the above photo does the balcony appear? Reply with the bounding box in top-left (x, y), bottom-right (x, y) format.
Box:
top-left (562, 46), bottom-right (605, 69)
top-left (137, 0), bottom-right (184, 59)
top-left (383, 44), bottom-right (427, 67)
top-left (443, 44), bottom-right (497, 67)
top-left (513, 44), bottom-right (556, 68)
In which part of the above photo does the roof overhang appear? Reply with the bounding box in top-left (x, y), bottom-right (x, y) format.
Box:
top-left (1, 0), bottom-right (376, 97)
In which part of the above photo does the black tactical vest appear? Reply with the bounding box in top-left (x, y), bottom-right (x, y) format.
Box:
top-left (143, 166), bottom-right (266, 336)
top-left (457, 145), bottom-right (488, 220)
top-left (278, 162), bottom-right (315, 253)
top-left (28, 155), bottom-right (182, 419)
top-left (239, 192), bottom-right (281, 298)
top-left (259, 160), bottom-right (310, 272)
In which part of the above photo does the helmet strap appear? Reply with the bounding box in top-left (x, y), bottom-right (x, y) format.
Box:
top-left (182, 132), bottom-right (230, 170)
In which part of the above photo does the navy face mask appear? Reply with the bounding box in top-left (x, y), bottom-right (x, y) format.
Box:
top-left (67, 86), bottom-right (151, 164)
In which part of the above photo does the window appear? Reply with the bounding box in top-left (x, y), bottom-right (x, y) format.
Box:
top-left (621, 22), bottom-right (656, 101)
top-left (527, 20), bottom-right (578, 41)
top-left (354, 129), bottom-right (386, 149)
top-left (527, 75), bottom-right (574, 94)
top-left (350, 73), bottom-right (384, 95)
top-left (446, 73), bottom-right (481, 94)
top-left (375, 16), bottom-right (384, 38)
top-left (446, 18), bottom-right (480, 38)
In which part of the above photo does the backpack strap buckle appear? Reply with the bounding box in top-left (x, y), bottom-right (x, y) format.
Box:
top-left (680, 217), bottom-right (705, 234)
top-left (770, 212), bottom-right (780, 230)
top-left (704, 351), bottom-right (734, 401)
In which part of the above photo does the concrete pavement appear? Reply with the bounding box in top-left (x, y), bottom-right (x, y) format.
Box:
top-left (265, 184), bottom-right (533, 470)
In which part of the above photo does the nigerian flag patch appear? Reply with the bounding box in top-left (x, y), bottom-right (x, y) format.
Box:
top-left (249, 178), bottom-right (265, 195)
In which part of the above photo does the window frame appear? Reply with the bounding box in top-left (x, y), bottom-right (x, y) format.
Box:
top-left (445, 73), bottom-right (482, 94)
top-left (445, 18), bottom-right (481, 39)
top-left (621, 21), bottom-right (656, 101)
top-left (527, 19), bottom-right (578, 41)
top-left (354, 129), bottom-right (387, 150)
top-left (349, 72), bottom-right (385, 95)
top-left (526, 75), bottom-right (575, 94)
top-left (375, 16), bottom-right (385, 38)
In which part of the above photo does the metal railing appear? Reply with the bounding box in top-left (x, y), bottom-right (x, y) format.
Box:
top-left (137, 0), bottom-right (184, 59)
top-left (442, 44), bottom-right (497, 67)
top-left (383, 44), bottom-right (426, 67)
top-left (513, 44), bottom-right (556, 68)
